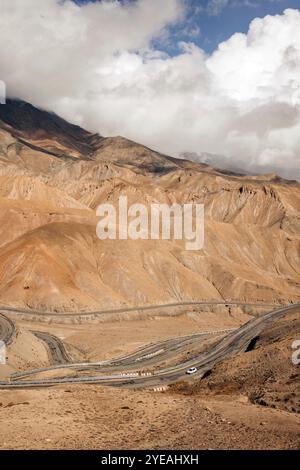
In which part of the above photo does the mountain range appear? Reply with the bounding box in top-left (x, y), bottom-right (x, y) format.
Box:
top-left (0, 99), bottom-right (299, 312)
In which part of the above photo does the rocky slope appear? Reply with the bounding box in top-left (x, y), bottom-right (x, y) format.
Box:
top-left (0, 99), bottom-right (299, 312)
top-left (179, 308), bottom-right (300, 415)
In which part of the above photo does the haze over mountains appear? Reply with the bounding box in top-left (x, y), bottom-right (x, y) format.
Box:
top-left (0, 99), bottom-right (299, 312)
top-left (181, 151), bottom-right (300, 182)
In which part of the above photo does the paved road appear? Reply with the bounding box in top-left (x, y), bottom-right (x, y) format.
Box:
top-left (2, 303), bottom-right (298, 389)
top-left (11, 328), bottom-right (235, 381)
top-left (0, 301), bottom-right (278, 319)
top-left (31, 331), bottom-right (72, 365)
top-left (0, 312), bottom-right (15, 345)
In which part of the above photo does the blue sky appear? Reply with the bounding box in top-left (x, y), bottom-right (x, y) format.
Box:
top-left (74, 0), bottom-right (300, 54)
top-left (182, 0), bottom-right (300, 53)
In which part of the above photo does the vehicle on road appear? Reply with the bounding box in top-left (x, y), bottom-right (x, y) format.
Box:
top-left (186, 367), bottom-right (198, 375)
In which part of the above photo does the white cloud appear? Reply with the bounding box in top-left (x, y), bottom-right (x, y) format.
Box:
top-left (207, 0), bottom-right (229, 16)
top-left (0, 1), bottom-right (299, 180)
top-left (207, 0), bottom-right (284, 16)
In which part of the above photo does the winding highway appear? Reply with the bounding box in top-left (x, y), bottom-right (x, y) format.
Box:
top-left (31, 331), bottom-right (72, 365)
top-left (11, 328), bottom-right (235, 381)
top-left (0, 300), bottom-right (278, 320)
top-left (1, 303), bottom-right (298, 389)
top-left (0, 312), bottom-right (15, 345)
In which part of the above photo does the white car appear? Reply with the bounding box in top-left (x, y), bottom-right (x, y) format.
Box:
top-left (186, 367), bottom-right (198, 375)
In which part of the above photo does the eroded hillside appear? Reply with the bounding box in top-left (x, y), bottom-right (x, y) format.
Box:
top-left (0, 99), bottom-right (299, 312)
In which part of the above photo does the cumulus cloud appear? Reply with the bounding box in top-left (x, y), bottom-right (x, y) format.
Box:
top-left (0, 1), bottom-right (299, 180)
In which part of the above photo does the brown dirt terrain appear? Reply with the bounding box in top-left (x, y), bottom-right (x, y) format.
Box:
top-left (0, 382), bottom-right (298, 449)
top-left (0, 309), bottom-right (299, 450)
top-left (172, 309), bottom-right (300, 416)
top-left (0, 100), bottom-right (299, 312)
top-left (0, 99), bottom-right (299, 450)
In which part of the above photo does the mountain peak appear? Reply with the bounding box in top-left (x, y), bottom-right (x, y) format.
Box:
top-left (0, 98), bottom-right (103, 158)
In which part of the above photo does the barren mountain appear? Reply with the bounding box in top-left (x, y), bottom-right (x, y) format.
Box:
top-left (0, 99), bottom-right (299, 312)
